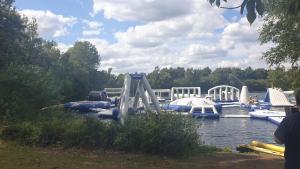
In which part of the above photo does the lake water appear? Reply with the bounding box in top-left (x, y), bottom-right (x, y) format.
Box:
top-left (93, 92), bottom-right (280, 150)
top-left (197, 92), bottom-right (278, 150)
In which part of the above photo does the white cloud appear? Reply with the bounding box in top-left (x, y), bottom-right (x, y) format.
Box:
top-left (87, 0), bottom-right (230, 73)
top-left (92, 0), bottom-right (194, 21)
top-left (86, 21), bottom-right (103, 29)
top-left (214, 17), bottom-right (269, 68)
top-left (82, 20), bottom-right (103, 36)
top-left (57, 43), bottom-right (72, 53)
top-left (115, 19), bottom-right (191, 48)
top-left (20, 10), bottom-right (77, 37)
top-left (218, 61), bottom-right (241, 67)
top-left (83, 30), bottom-right (101, 36)
top-left (114, 1), bottom-right (225, 48)
top-left (221, 17), bottom-right (262, 49)
top-left (26, 0), bottom-right (268, 74)
top-left (82, 16), bottom-right (269, 74)
top-left (183, 44), bottom-right (227, 60)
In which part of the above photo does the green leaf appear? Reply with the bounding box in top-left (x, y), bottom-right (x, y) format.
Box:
top-left (216, 0), bottom-right (220, 7)
top-left (209, 0), bottom-right (215, 5)
top-left (240, 0), bottom-right (248, 14)
top-left (255, 0), bottom-right (264, 16)
top-left (247, 0), bottom-right (255, 14)
top-left (247, 12), bottom-right (256, 24)
top-left (246, 0), bottom-right (256, 24)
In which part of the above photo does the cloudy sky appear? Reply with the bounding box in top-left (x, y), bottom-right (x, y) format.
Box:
top-left (16, 0), bottom-right (271, 73)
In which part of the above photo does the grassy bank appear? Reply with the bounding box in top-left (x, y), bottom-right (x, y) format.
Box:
top-left (0, 109), bottom-right (285, 169)
top-left (0, 109), bottom-right (212, 156)
top-left (0, 140), bottom-right (284, 169)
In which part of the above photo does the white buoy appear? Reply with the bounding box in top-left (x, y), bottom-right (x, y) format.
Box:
top-left (240, 86), bottom-right (249, 104)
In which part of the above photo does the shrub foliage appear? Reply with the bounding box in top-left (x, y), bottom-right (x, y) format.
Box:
top-left (1, 109), bottom-right (203, 156)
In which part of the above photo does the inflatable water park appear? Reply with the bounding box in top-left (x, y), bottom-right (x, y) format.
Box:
top-left (61, 72), bottom-right (297, 126)
top-left (58, 72), bottom-right (299, 157)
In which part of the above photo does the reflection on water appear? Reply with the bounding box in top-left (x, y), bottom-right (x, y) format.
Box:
top-left (197, 107), bottom-right (278, 150)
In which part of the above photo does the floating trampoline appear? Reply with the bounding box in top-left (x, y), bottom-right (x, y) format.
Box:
top-left (249, 109), bottom-right (285, 119)
top-left (162, 98), bottom-right (220, 118)
top-left (190, 105), bottom-right (219, 118)
top-left (268, 116), bottom-right (284, 125)
top-left (161, 104), bottom-right (192, 112)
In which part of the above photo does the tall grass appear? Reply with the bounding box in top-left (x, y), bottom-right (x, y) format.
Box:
top-left (0, 108), bottom-right (212, 156)
top-left (115, 113), bottom-right (200, 155)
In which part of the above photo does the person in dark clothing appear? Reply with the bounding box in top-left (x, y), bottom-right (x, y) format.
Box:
top-left (274, 88), bottom-right (300, 169)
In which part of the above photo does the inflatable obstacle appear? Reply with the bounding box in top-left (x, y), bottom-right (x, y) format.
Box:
top-left (64, 101), bottom-right (111, 112)
top-left (237, 140), bottom-right (285, 157)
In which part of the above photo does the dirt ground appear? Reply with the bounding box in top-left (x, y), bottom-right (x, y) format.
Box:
top-left (0, 140), bottom-right (284, 169)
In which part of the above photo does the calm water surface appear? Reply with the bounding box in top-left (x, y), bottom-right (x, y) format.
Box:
top-left (197, 93), bottom-right (278, 149)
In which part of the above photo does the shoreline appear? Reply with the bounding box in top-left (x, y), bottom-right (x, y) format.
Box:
top-left (0, 140), bottom-right (284, 169)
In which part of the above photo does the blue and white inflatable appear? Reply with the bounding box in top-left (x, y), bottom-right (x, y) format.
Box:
top-left (162, 97), bottom-right (221, 118)
top-left (249, 109), bottom-right (286, 119)
top-left (64, 101), bottom-right (111, 112)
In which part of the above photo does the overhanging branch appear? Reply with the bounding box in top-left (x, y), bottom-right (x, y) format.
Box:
top-left (220, 5), bottom-right (241, 9)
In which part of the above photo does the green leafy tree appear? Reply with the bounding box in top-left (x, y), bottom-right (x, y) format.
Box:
top-left (0, 0), bottom-right (30, 67)
top-left (62, 41), bottom-right (101, 101)
top-left (0, 0), bottom-right (64, 120)
top-left (286, 68), bottom-right (300, 89)
top-left (66, 41), bottom-right (100, 72)
top-left (245, 79), bottom-right (268, 91)
top-left (260, 1), bottom-right (300, 66)
top-left (0, 64), bottom-right (61, 120)
top-left (267, 67), bottom-right (289, 90)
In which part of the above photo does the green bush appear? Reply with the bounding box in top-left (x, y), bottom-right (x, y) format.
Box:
top-left (2, 122), bottom-right (41, 145)
top-left (38, 121), bottom-right (64, 146)
top-left (114, 113), bottom-right (201, 156)
top-left (63, 118), bottom-right (107, 148)
top-left (1, 109), bottom-right (206, 156)
top-left (0, 64), bottom-right (62, 122)
top-left (1, 108), bottom-right (69, 146)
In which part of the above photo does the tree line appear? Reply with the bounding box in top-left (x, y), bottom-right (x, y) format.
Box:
top-left (0, 0), bottom-right (115, 120)
top-left (146, 66), bottom-right (268, 92)
top-left (92, 66), bottom-right (299, 94)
